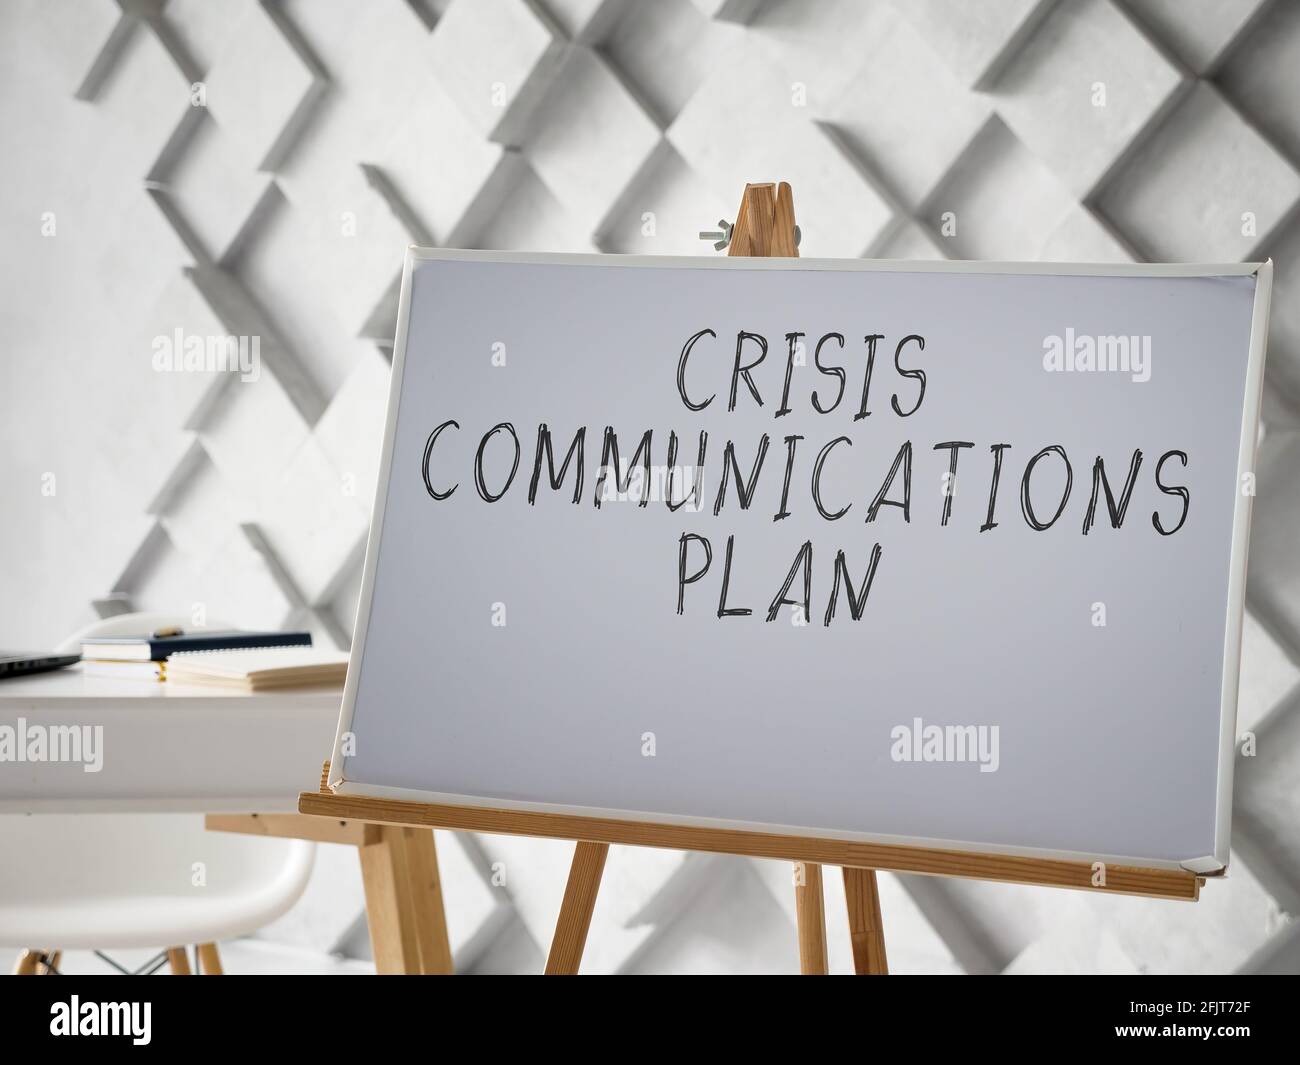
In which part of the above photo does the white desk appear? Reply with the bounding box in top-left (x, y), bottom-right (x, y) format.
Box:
top-left (0, 665), bottom-right (340, 812)
top-left (0, 665), bottom-right (452, 973)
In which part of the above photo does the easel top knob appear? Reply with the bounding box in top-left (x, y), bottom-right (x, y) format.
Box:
top-left (700, 181), bottom-right (800, 256)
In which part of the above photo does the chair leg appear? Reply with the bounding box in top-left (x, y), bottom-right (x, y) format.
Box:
top-left (196, 943), bottom-right (223, 975)
top-left (35, 950), bottom-right (61, 975)
top-left (167, 947), bottom-right (192, 975)
top-left (12, 950), bottom-right (40, 975)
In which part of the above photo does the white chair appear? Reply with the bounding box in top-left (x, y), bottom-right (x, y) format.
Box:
top-left (3, 613), bottom-right (315, 975)
top-left (1, 813), bottom-right (314, 974)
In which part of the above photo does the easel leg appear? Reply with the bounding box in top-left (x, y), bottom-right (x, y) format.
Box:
top-left (399, 827), bottom-right (453, 974)
top-left (843, 867), bottom-right (888, 974)
top-left (205, 812), bottom-right (452, 975)
top-left (544, 841), bottom-right (609, 975)
top-left (360, 825), bottom-right (424, 974)
top-left (794, 862), bottom-right (828, 974)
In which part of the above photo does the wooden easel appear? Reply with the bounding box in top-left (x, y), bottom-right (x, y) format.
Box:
top-left (289, 183), bottom-right (1204, 975)
top-left (208, 762), bottom-right (453, 975)
top-left (297, 753), bottom-right (1200, 974)
top-left (541, 183), bottom-right (879, 973)
top-left (726, 182), bottom-right (882, 974)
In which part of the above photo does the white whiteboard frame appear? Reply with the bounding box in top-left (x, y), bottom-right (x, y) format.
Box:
top-left (329, 249), bottom-right (1273, 876)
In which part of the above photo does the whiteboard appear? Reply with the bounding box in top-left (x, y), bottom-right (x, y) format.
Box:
top-left (330, 250), bottom-right (1272, 873)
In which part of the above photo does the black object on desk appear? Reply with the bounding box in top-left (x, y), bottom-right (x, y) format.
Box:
top-left (81, 629), bottom-right (313, 662)
top-left (0, 652), bottom-right (81, 678)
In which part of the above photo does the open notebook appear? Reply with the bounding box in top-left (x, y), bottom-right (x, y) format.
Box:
top-left (165, 647), bottom-right (350, 690)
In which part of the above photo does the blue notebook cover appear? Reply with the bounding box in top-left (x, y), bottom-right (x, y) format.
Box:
top-left (81, 630), bottom-right (313, 662)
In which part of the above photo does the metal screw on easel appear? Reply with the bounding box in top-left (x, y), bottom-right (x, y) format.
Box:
top-left (699, 219), bottom-right (732, 251)
top-left (699, 219), bottom-right (801, 251)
